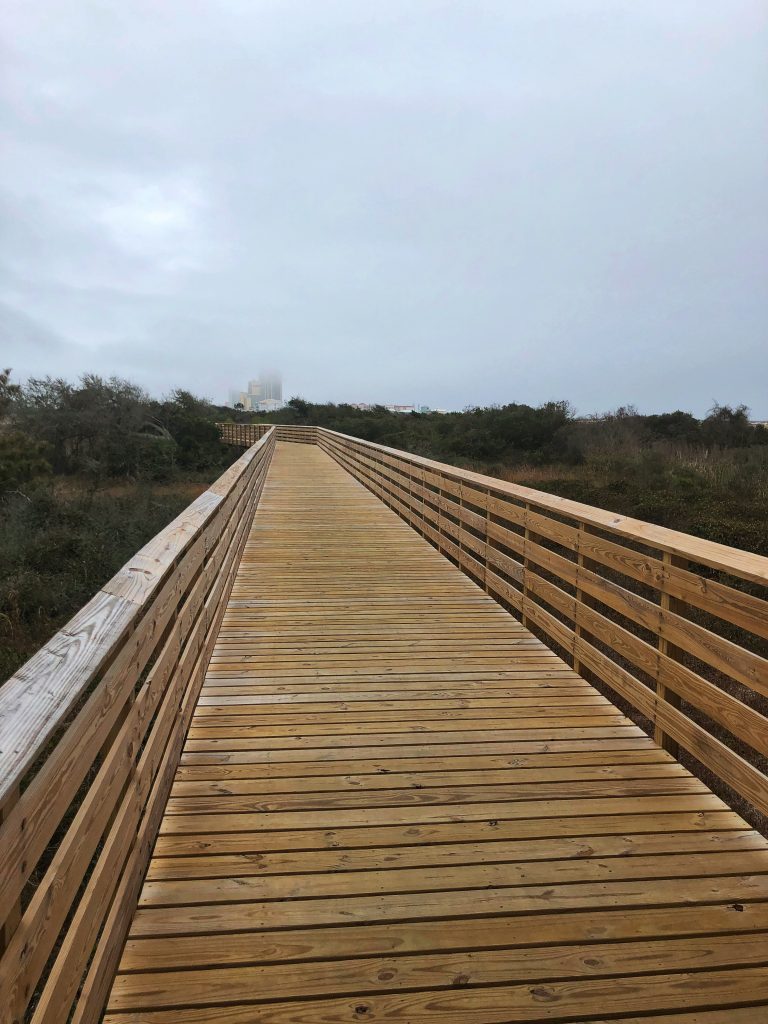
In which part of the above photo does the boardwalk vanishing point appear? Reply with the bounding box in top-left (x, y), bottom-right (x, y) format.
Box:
top-left (2, 427), bottom-right (768, 1023)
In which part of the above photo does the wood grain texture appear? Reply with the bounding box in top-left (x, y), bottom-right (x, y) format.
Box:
top-left (107, 441), bottom-right (768, 1023)
top-left (319, 427), bottom-right (768, 818)
top-left (319, 427), bottom-right (768, 584)
top-left (0, 430), bottom-right (275, 1024)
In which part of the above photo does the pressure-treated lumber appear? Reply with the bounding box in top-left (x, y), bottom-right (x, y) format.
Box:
top-left (3, 423), bottom-right (767, 1023)
top-left (318, 427), bottom-right (768, 812)
top-left (106, 441), bottom-right (768, 1023)
top-left (0, 429), bottom-right (275, 1024)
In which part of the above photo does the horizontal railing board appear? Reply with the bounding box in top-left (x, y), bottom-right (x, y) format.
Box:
top-left (218, 423), bottom-right (318, 445)
top-left (317, 426), bottom-right (768, 825)
top-left (0, 439), bottom-right (269, 924)
top-left (0, 489), bottom-right (218, 810)
top-left (17, 446), bottom-right (271, 1024)
top-left (0, 428), bottom-right (275, 1024)
top-left (320, 428), bottom-right (768, 585)
top-left (68, 468), bottom-right (261, 1024)
top-left (103, 439), bottom-right (768, 1023)
top-left (2, 420), bottom-right (767, 1022)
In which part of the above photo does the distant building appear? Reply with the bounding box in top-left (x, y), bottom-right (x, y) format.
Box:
top-left (347, 401), bottom-right (447, 414)
top-left (228, 373), bottom-right (285, 411)
top-left (246, 380), bottom-right (263, 404)
top-left (228, 390), bottom-right (249, 409)
top-left (259, 372), bottom-right (282, 403)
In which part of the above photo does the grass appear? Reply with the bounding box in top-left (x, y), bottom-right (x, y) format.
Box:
top-left (473, 446), bottom-right (768, 556)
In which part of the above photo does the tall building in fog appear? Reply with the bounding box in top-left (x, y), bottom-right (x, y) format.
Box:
top-left (228, 390), bottom-right (249, 408)
top-left (228, 372), bottom-right (284, 411)
top-left (246, 373), bottom-right (281, 404)
top-left (260, 372), bottom-right (282, 402)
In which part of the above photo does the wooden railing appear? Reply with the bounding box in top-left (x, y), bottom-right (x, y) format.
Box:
top-left (218, 421), bottom-right (271, 446)
top-left (219, 421), bottom-right (318, 445)
top-left (0, 427), bottom-right (275, 1024)
top-left (317, 427), bottom-right (768, 821)
top-left (2, 420), bottom-right (767, 1022)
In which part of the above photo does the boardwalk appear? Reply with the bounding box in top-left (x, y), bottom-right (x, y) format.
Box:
top-left (106, 443), bottom-right (768, 1022)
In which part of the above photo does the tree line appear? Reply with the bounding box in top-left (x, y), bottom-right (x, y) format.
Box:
top-left (1, 370), bottom-right (766, 680)
top-left (241, 396), bottom-right (768, 466)
top-left (4, 369), bottom-right (765, 491)
top-left (0, 370), bottom-right (233, 490)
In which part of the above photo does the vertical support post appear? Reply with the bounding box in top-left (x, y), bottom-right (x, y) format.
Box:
top-left (483, 487), bottom-right (491, 593)
top-left (410, 461), bottom-right (418, 529)
top-left (411, 461), bottom-right (420, 535)
top-left (521, 502), bottom-right (531, 629)
top-left (655, 551), bottom-right (686, 757)
top-left (573, 522), bottom-right (585, 675)
top-left (457, 483), bottom-right (464, 572)
top-left (1, 787), bottom-right (21, 954)
top-left (91, 694), bottom-right (135, 844)
top-left (374, 452), bottom-right (383, 504)
top-left (402, 456), bottom-right (411, 527)
top-left (437, 478), bottom-right (444, 553)
top-left (410, 463), bottom-right (420, 539)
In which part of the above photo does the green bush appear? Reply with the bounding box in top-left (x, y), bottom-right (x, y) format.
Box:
top-left (0, 481), bottom-right (204, 681)
top-left (0, 431), bottom-right (51, 489)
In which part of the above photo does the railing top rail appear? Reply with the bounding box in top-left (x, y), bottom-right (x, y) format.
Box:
top-left (319, 427), bottom-right (768, 586)
top-left (0, 427), bottom-right (275, 809)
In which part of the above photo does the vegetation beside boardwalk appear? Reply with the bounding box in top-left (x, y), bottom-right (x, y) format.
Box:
top-left (2, 369), bottom-right (767, 681)
top-left (255, 397), bottom-right (768, 554)
top-left (0, 371), bottom-right (239, 680)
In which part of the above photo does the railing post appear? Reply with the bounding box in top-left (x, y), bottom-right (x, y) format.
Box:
top-left (483, 487), bottom-right (491, 593)
top-left (573, 522), bottom-right (585, 675)
top-left (1, 788), bottom-right (21, 954)
top-left (655, 551), bottom-right (686, 757)
top-left (521, 502), bottom-right (531, 629)
top-left (437, 479), bottom-right (444, 552)
top-left (406, 457), bottom-right (417, 533)
top-left (457, 482), bottom-right (464, 569)
top-left (417, 466), bottom-right (426, 542)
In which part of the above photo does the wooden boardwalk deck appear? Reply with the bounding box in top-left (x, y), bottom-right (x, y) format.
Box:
top-left (106, 442), bottom-right (768, 1023)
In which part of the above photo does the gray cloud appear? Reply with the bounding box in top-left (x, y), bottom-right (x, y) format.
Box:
top-left (2, 0), bottom-right (766, 413)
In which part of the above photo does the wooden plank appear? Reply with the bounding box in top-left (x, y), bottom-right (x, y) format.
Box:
top-left (0, 432), bottom-right (275, 1024)
top-left (109, 932), bottom-right (768, 1011)
top-left (118, 900), bottom-right (768, 973)
top-left (104, 440), bottom-right (768, 1022)
top-left (128, 874), bottom-right (768, 937)
top-left (147, 829), bottom-right (764, 881)
top-left (138, 851), bottom-right (768, 908)
top-left (104, 966), bottom-right (768, 1023)
top-left (177, 737), bottom-right (664, 770)
top-left (321, 428), bottom-right (768, 584)
top-left (152, 807), bottom-right (745, 858)
top-left (29, 461), bottom-right (264, 1024)
top-left (172, 748), bottom-right (675, 781)
top-left (170, 761), bottom-right (686, 796)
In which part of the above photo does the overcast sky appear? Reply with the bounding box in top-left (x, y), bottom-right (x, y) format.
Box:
top-left (2, 1), bottom-right (766, 415)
